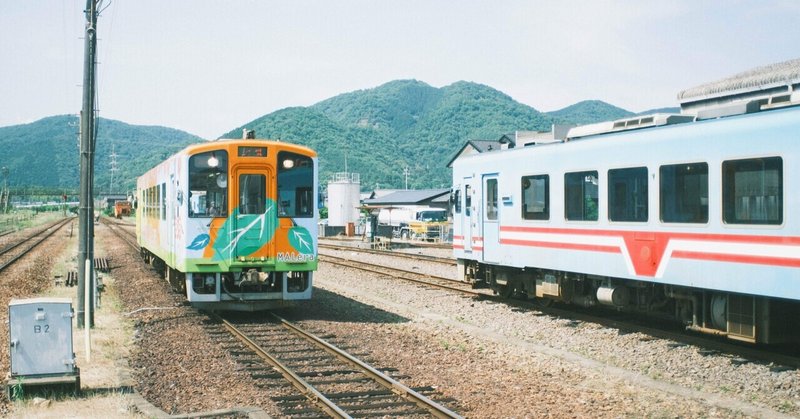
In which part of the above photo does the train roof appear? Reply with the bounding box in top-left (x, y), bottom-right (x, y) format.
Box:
top-left (678, 57), bottom-right (800, 111)
top-left (181, 138), bottom-right (317, 157)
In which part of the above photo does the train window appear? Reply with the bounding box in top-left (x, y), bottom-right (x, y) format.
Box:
top-left (485, 178), bottom-right (498, 220)
top-left (723, 157), bottom-right (782, 225)
top-left (609, 167), bottom-right (648, 222)
top-left (660, 162), bottom-right (708, 223)
top-left (161, 182), bottom-right (167, 220)
top-left (189, 150), bottom-right (228, 218)
top-left (521, 175), bottom-right (549, 220)
top-left (453, 189), bottom-right (462, 214)
top-left (565, 171), bottom-right (598, 221)
top-left (465, 185), bottom-right (472, 217)
top-left (239, 174), bottom-right (266, 214)
top-left (277, 151), bottom-right (314, 218)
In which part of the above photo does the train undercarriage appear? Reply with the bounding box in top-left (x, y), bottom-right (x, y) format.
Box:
top-left (459, 259), bottom-right (800, 344)
top-left (140, 248), bottom-right (312, 311)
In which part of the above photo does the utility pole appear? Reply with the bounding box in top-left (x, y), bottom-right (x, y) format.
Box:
top-left (1, 167), bottom-right (8, 214)
top-left (403, 166), bottom-right (410, 190)
top-left (78, 0), bottom-right (99, 328)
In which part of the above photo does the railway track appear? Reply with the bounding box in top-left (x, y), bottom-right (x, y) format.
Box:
top-left (206, 312), bottom-right (462, 418)
top-left (0, 217), bottom-right (73, 273)
top-left (101, 217), bottom-right (138, 250)
top-left (319, 253), bottom-right (489, 298)
top-left (319, 243), bottom-right (455, 266)
top-left (322, 251), bottom-right (800, 371)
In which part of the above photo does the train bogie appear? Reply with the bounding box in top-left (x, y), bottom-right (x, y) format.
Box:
top-left (452, 103), bottom-right (800, 344)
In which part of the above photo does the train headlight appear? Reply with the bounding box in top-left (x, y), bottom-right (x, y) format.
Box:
top-left (282, 159), bottom-right (294, 169)
top-left (208, 153), bottom-right (219, 168)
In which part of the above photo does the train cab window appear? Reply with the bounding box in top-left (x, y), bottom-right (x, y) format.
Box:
top-left (565, 171), bottom-right (598, 221)
top-left (609, 167), bottom-right (648, 222)
top-left (277, 151), bottom-right (314, 218)
top-left (239, 174), bottom-right (266, 214)
top-left (452, 188), bottom-right (462, 214)
top-left (521, 175), bottom-right (549, 220)
top-left (723, 157), bottom-right (782, 225)
top-left (660, 162), bottom-right (708, 223)
top-left (485, 178), bottom-right (498, 220)
top-left (189, 150), bottom-right (228, 218)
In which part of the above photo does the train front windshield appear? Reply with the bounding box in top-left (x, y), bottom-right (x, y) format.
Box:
top-left (189, 150), bottom-right (228, 217)
top-left (277, 151), bottom-right (314, 218)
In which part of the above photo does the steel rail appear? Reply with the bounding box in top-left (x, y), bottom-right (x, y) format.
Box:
top-left (0, 217), bottom-right (73, 272)
top-left (319, 254), bottom-right (488, 298)
top-left (319, 243), bottom-right (456, 265)
top-left (273, 313), bottom-right (463, 419)
top-left (322, 251), bottom-right (800, 370)
top-left (209, 313), bottom-right (353, 419)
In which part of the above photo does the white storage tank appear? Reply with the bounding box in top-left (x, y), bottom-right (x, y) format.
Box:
top-left (327, 172), bottom-right (361, 227)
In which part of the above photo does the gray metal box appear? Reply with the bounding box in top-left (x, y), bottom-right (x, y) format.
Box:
top-left (8, 298), bottom-right (76, 377)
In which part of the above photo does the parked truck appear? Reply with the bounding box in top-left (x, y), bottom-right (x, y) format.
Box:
top-left (377, 206), bottom-right (448, 241)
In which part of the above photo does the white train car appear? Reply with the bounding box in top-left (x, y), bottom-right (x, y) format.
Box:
top-left (137, 139), bottom-right (318, 311)
top-left (452, 102), bottom-right (800, 343)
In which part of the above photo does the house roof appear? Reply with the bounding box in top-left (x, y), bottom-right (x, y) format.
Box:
top-left (363, 188), bottom-right (450, 206)
top-left (678, 57), bottom-right (800, 104)
top-left (445, 139), bottom-right (510, 168)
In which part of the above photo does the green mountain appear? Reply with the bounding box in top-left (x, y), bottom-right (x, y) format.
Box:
top-left (0, 115), bottom-right (201, 195)
top-left (4, 81), bottom-right (654, 195)
top-left (546, 100), bottom-right (635, 125)
top-left (224, 80), bottom-right (556, 189)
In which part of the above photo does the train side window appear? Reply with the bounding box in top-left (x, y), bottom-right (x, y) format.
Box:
top-left (521, 175), bottom-right (549, 220)
top-left (660, 162), bottom-right (708, 223)
top-left (609, 167), bottom-right (648, 222)
top-left (277, 151), bottom-right (314, 218)
top-left (453, 188), bottom-right (461, 214)
top-left (723, 157), bottom-right (782, 225)
top-left (465, 185), bottom-right (472, 217)
top-left (565, 171), bottom-right (598, 221)
top-left (161, 182), bottom-right (167, 220)
top-left (485, 178), bottom-right (498, 220)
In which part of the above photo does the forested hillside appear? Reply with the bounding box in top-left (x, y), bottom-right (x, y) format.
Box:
top-left (0, 115), bottom-right (201, 194)
top-left (4, 81), bottom-right (656, 193)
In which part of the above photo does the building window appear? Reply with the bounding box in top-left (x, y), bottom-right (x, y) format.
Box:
top-left (485, 178), bottom-right (498, 221)
top-left (277, 151), bottom-right (314, 218)
top-left (660, 163), bottom-right (708, 223)
top-left (565, 171), bottom-right (598, 221)
top-left (522, 175), bottom-right (549, 220)
top-left (723, 157), bottom-right (782, 225)
top-left (609, 167), bottom-right (648, 222)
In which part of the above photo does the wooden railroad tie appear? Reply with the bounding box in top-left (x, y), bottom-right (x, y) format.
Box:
top-left (94, 257), bottom-right (110, 273)
top-left (66, 271), bottom-right (78, 287)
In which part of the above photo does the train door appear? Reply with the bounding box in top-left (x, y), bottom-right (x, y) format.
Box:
top-left (233, 168), bottom-right (274, 259)
top-left (462, 178), bottom-right (473, 252)
top-left (482, 174), bottom-right (500, 263)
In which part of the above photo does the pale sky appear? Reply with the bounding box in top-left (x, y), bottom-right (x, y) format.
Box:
top-left (2, 1), bottom-right (799, 139)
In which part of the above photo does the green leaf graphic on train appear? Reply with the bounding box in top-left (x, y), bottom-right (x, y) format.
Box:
top-left (288, 226), bottom-right (313, 254)
top-left (187, 234), bottom-right (210, 250)
top-left (212, 201), bottom-right (277, 259)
